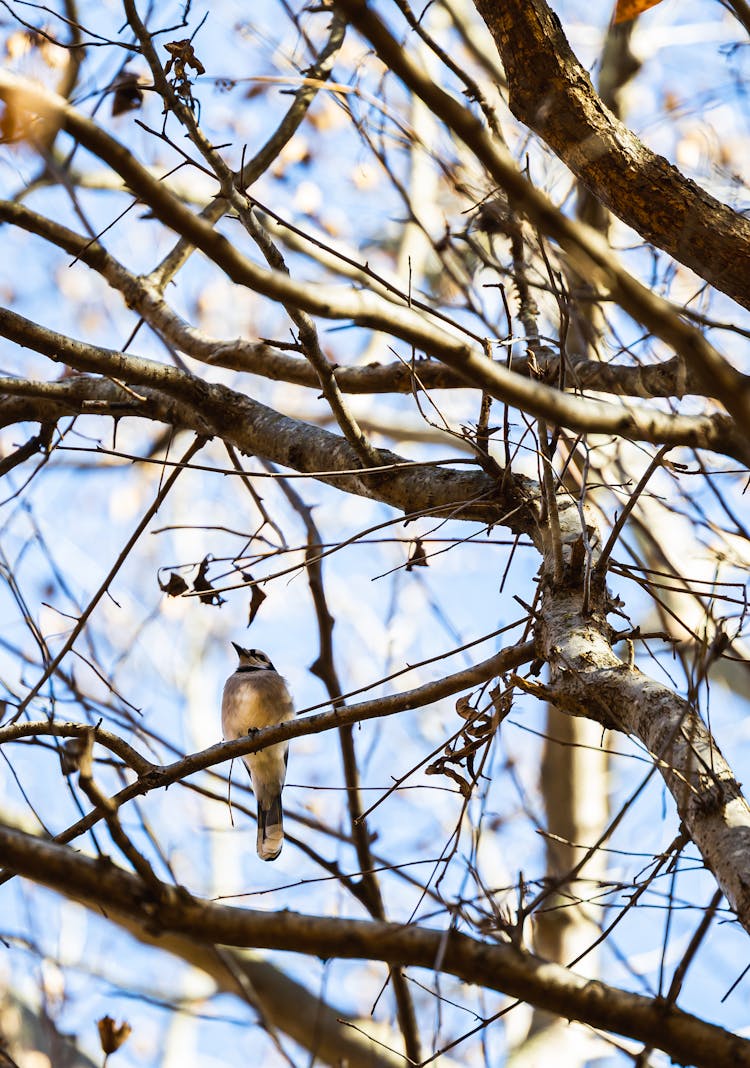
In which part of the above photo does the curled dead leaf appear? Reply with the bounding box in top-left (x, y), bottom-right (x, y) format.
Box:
top-left (97, 1016), bottom-right (132, 1056)
top-left (159, 571), bottom-right (189, 597)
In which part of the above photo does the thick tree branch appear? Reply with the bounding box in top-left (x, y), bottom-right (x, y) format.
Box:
top-left (531, 497), bottom-right (750, 935)
top-left (92, 912), bottom-right (412, 1068)
top-left (328, 1), bottom-right (750, 433)
top-left (0, 822), bottom-right (746, 1068)
top-left (0, 73), bottom-right (748, 453)
top-left (0, 198), bottom-right (726, 400)
top-left (0, 370), bottom-right (526, 528)
top-left (472, 0), bottom-right (750, 311)
top-left (2, 304), bottom-right (747, 465)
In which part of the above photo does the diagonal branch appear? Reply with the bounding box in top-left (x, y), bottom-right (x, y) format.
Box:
top-left (1, 73), bottom-right (748, 453)
top-left (8, 434), bottom-right (206, 722)
top-left (0, 642), bottom-right (535, 852)
top-left (1, 302), bottom-right (746, 464)
top-left (472, 0), bottom-right (750, 310)
top-left (0, 197), bottom-right (733, 402)
top-left (0, 821), bottom-right (747, 1068)
top-left (533, 495), bottom-right (750, 935)
top-left (329, 0), bottom-right (750, 432)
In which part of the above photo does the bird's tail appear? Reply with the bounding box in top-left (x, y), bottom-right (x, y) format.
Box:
top-left (257, 794), bottom-right (284, 861)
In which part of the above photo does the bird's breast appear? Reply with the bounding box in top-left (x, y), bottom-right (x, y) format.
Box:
top-left (221, 672), bottom-right (294, 738)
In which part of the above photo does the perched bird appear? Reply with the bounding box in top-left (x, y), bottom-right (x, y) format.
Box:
top-left (221, 644), bottom-right (295, 861)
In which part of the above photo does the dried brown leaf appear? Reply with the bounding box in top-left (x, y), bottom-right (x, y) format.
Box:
top-left (159, 571), bottom-right (189, 597)
top-left (97, 1016), bottom-right (132, 1056)
top-left (613, 0), bottom-right (664, 24)
top-left (111, 69), bottom-right (144, 117)
top-left (247, 580), bottom-right (266, 626)
top-left (426, 760), bottom-right (472, 798)
top-left (193, 556), bottom-right (225, 606)
top-left (406, 538), bottom-right (428, 571)
top-left (455, 695), bottom-right (474, 719)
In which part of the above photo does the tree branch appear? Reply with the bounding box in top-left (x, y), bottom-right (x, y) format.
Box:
top-left (329, 0), bottom-right (750, 433)
top-left (0, 198), bottom-right (727, 401)
top-left (533, 495), bottom-right (750, 935)
top-left (2, 300), bottom-right (747, 465)
top-left (0, 370), bottom-right (526, 528)
top-left (472, 0), bottom-right (750, 311)
top-left (0, 821), bottom-right (746, 1068)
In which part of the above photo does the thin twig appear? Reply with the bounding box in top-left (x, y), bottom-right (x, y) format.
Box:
top-left (595, 445), bottom-right (671, 574)
top-left (7, 435), bottom-right (206, 723)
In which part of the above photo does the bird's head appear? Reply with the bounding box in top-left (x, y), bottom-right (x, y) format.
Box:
top-left (231, 643), bottom-right (275, 671)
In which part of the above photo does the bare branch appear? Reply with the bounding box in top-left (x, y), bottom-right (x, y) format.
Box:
top-left (0, 822), bottom-right (746, 1068)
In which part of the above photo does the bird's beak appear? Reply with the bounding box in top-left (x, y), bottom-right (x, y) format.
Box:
top-left (231, 641), bottom-right (245, 658)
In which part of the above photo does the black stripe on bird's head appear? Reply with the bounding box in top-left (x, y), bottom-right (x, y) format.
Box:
top-left (231, 643), bottom-right (275, 671)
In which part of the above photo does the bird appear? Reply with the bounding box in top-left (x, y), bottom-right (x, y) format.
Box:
top-left (221, 643), bottom-right (295, 861)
